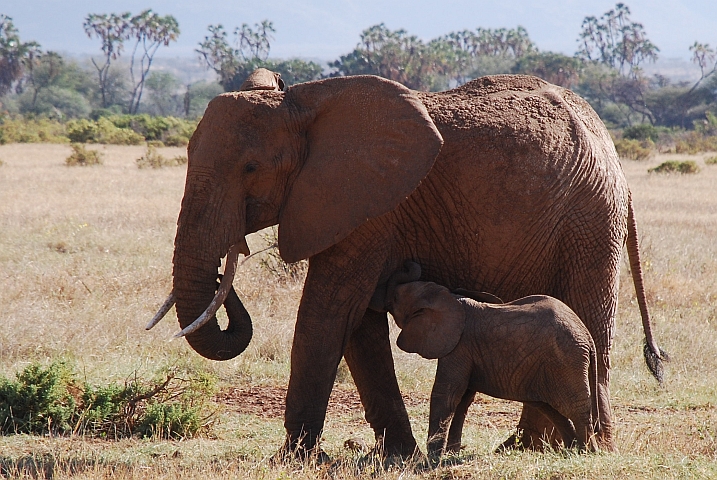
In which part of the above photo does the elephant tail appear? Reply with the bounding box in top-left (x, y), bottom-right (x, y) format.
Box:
top-left (627, 192), bottom-right (670, 384)
top-left (588, 345), bottom-right (600, 435)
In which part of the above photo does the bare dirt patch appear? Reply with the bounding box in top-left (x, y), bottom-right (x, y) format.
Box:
top-left (216, 385), bottom-right (522, 432)
top-left (216, 385), bottom-right (430, 419)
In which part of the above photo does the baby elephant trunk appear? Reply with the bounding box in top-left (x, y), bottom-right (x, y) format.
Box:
top-left (368, 260), bottom-right (422, 312)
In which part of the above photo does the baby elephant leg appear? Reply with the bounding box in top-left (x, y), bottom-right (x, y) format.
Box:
top-left (525, 401), bottom-right (578, 448)
top-left (445, 391), bottom-right (476, 454)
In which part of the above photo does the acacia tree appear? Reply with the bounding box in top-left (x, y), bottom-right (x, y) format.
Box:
top-left (512, 52), bottom-right (582, 88)
top-left (330, 24), bottom-right (455, 91)
top-left (24, 51), bottom-right (64, 107)
top-left (197, 21), bottom-right (321, 91)
top-left (196, 24), bottom-right (239, 89)
top-left (576, 3), bottom-right (658, 79)
top-left (689, 42), bottom-right (717, 92)
top-left (433, 26), bottom-right (536, 85)
top-left (126, 10), bottom-right (180, 114)
top-left (84, 12), bottom-right (131, 108)
top-left (0, 15), bottom-right (40, 97)
top-left (575, 3), bottom-right (660, 125)
top-left (85, 10), bottom-right (179, 113)
top-left (197, 22), bottom-right (275, 90)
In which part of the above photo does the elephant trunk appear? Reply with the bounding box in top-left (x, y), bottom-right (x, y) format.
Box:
top-left (172, 199), bottom-right (253, 360)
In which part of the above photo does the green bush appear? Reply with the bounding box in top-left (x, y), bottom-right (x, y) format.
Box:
top-left (614, 138), bottom-right (654, 160)
top-left (705, 156), bottom-right (717, 165)
top-left (65, 118), bottom-right (143, 145)
top-left (18, 87), bottom-right (92, 119)
top-left (0, 361), bottom-right (217, 439)
top-left (137, 403), bottom-right (204, 439)
top-left (0, 361), bottom-right (78, 434)
top-left (65, 119), bottom-right (96, 143)
top-left (0, 116), bottom-right (67, 144)
top-left (65, 144), bottom-right (103, 166)
top-left (673, 130), bottom-right (717, 154)
top-left (623, 123), bottom-right (660, 142)
top-left (648, 160), bottom-right (700, 174)
top-left (136, 145), bottom-right (187, 169)
top-left (105, 114), bottom-right (196, 145)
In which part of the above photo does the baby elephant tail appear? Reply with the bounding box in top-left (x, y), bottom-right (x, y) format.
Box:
top-left (627, 192), bottom-right (670, 383)
top-left (589, 347), bottom-right (600, 436)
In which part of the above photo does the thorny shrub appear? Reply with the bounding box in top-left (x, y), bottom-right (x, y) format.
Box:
top-left (259, 227), bottom-right (308, 283)
top-left (0, 116), bottom-right (68, 144)
top-left (0, 361), bottom-right (218, 439)
top-left (65, 144), bottom-right (103, 166)
top-left (614, 138), bottom-right (655, 160)
top-left (648, 160), bottom-right (700, 174)
top-left (135, 145), bottom-right (187, 169)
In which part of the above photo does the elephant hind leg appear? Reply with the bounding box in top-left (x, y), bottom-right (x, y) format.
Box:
top-left (344, 309), bottom-right (418, 457)
top-left (571, 415), bottom-right (598, 452)
top-left (527, 401), bottom-right (578, 448)
top-left (498, 403), bottom-right (563, 452)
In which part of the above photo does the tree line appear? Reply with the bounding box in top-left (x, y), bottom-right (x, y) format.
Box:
top-left (1, 3), bottom-right (716, 129)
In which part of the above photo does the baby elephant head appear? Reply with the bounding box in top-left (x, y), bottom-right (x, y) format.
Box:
top-left (392, 282), bottom-right (466, 359)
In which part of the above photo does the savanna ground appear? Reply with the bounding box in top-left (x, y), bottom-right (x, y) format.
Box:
top-left (0, 144), bottom-right (715, 479)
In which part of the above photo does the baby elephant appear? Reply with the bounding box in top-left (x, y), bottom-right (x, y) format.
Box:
top-left (391, 281), bottom-right (600, 456)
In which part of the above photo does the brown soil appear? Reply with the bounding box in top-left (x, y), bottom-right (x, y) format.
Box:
top-left (216, 385), bottom-right (521, 430)
top-left (216, 385), bottom-right (430, 419)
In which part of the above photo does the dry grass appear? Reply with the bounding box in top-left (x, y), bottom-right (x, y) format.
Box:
top-left (1, 144), bottom-right (716, 478)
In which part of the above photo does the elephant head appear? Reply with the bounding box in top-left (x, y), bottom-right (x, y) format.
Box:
top-left (368, 260), bottom-right (422, 312)
top-left (392, 282), bottom-right (467, 359)
top-left (154, 72), bottom-right (443, 360)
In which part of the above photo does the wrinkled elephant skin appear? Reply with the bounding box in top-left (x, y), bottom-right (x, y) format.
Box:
top-left (165, 72), bottom-right (664, 457)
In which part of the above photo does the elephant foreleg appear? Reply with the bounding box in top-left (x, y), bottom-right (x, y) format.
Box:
top-left (445, 390), bottom-right (476, 453)
top-left (344, 309), bottom-right (418, 457)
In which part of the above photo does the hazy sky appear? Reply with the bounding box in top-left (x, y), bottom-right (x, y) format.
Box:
top-left (5, 0), bottom-right (715, 62)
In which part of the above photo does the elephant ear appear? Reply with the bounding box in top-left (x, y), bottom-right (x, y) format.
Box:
top-left (395, 282), bottom-right (466, 359)
top-left (278, 76), bottom-right (443, 263)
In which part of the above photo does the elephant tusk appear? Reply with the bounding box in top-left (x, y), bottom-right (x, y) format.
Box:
top-left (174, 244), bottom-right (242, 338)
top-left (146, 291), bottom-right (176, 330)
top-left (173, 241), bottom-right (277, 339)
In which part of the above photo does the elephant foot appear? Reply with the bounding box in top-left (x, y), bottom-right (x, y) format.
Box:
top-left (495, 431), bottom-right (525, 453)
top-left (496, 427), bottom-right (558, 453)
top-left (595, 424), bottom-right (617, 452)
top-left (357, 442), bottom-right (427, 473)
top-left (272, 434), bottom-right (332, 465)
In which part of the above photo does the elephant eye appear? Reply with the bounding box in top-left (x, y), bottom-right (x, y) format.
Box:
top-left (244, 163), bottom-right (258, 174)
top-left (410, 308), bottom-right (427, 320)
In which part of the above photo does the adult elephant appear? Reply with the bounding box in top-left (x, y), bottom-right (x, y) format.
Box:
top-left (150, 68), bottom-right (666, 456)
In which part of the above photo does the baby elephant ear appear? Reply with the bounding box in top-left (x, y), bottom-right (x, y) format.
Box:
top-left (396, 282), bottom-right (466, 359)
